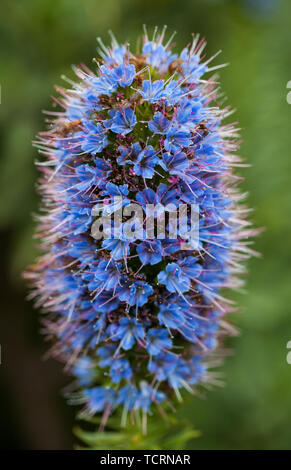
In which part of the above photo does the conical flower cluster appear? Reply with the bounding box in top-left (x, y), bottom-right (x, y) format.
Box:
top-left (26, 28), bottom-right (257, 429)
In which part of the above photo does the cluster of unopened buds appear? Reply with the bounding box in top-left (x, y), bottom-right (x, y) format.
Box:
top-left (26, 27), bottom-right (257, 432)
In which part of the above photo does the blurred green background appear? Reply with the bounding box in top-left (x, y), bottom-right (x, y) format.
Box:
top-left (0, 0), bottom-right (291, 450)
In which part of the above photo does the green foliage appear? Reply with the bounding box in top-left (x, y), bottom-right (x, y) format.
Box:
top-left (74, 415), bottom-right (199, 450)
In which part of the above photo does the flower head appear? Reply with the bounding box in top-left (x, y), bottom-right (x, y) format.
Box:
top-left (26, 28), bottom-right (258, 430)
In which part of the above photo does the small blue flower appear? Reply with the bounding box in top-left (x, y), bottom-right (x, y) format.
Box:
top-left (148, 112), bottom-right (171, 134)
top-left (204, 336), bottom-right (217, 350)
top-left (117, 142), bottom-right (141, 166)
top-left (158, 303), bottom-right (186, 330)
top-left (91, 65), bottom-right (118, 95)
top-left (99, 183), bottom-right (130, 216)
top-left (111, 64), bottom-right (136, 87)
top-left (94, 157), bottom-right (112, 175)
top-left (127, 281), bottom-right (153, 307)
top-left (74, 161), bottom-right (111, 192)
top-left (178, 256), bottom-right (202, 281)
top-left (104, 45), bottom-right (127, 65)
top-left (166, 358), bottom-right (190, 391)
top-left (135, 381), bottom-right (165, 412)
top-left (189, 357), bottom-right (207, 385)
top-left (73, 357), bottom-right (95, 387)
top-left (143, 42), bottom-right (177, 72)
top-left (92, 260), bottom-right (122, 291)
top-left (73, 165), bottom-right (98, 192)
top-left (138, 79), bottom-right (166, 103)
top-left (80, 122), bottom-right (108, 155)
top-left (92, 290), bottom-right (120, 314)
top-left (136, 188), bottom-right (161, 208)
top-left (164, 81), bottom-right (185, 106)
top-left (148, 352), bottom-right (176, 381)
top-left (98, 344), bottom-right (116, 368)
top-left (109, 107), bottom-right (137, 135)
top-left (164, 127), bottom-right (191, 153)
top-left (161, 151), bottom-right (189, 174)
top-left (102, 238), bottom-right (131, 260)
top-left (84, 387), bottom-right (116, 412)
top-left (66, 206), bottom-right (93, 236)
top-left (67, 240), bottom-right (95, 269)
top-left (174, 99), bottom-right (193, 126)
top-left (179, 48), bottom-right (207, 81)
top-left (146, 328), bottom-right (172, 356)
top-left (134, 146), bottom-right (160, 179)
top-left (112, 318), bottom-right (145, 351)
top-left (157, 262), bottom-right (191, 294)
top-left (110, 358), bottom-right (132, 383)
top-left (102, 182), bottom-right (129, 197)
top-left (117, 384), bottom-right (139, 410)
top-left (136, 240), bottom-right (163, 265)
top-left (66, 97), bottom-right (86, 120)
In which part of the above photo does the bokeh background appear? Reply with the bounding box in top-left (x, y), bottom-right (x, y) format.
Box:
top-left (1, 0), bottom-right (291, 450)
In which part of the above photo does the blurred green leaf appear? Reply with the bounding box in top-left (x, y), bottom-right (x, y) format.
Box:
top-left (75, 415), bottom-right (199, 450)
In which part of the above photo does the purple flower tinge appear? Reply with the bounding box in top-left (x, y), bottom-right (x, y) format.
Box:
top-left (26, 28), bottom-right (258, 429)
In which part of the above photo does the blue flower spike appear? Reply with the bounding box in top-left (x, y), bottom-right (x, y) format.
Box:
top-left (26, 27), bottom-right (258, 433)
